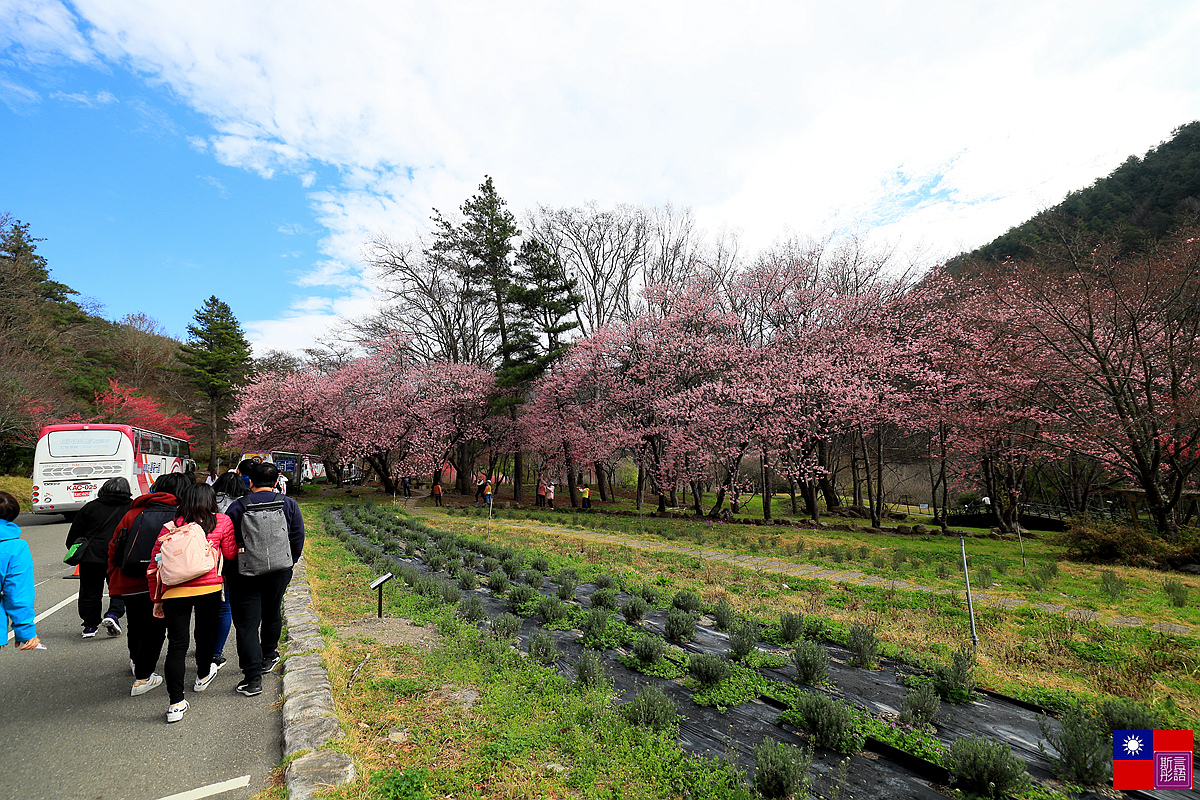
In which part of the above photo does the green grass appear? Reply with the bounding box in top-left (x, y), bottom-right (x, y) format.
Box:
top-left (0, 475), bottom-right (32, 512)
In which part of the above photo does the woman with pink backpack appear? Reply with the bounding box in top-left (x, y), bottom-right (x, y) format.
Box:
top-left (147, 483), bottom-right (238, 723)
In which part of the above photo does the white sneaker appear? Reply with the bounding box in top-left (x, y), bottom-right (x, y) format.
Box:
top-left (166, 700), bottom-right (188, 723)
top-left (131, 673), bottom-right (163, 696)
top-left (194, 666), bottom-right (217, 692)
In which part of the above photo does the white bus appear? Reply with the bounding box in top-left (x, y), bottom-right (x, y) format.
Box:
top-left (31, 424), bottom-right (196, 518)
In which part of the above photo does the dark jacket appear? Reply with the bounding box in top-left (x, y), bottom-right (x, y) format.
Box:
top-left (65, 497), bottom-right (132, 564)
top-left (106, 492), bottom-right (179, 596)
top-left (226, 490), bottom-right (305, 566)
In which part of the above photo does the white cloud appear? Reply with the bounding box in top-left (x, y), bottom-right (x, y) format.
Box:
top-left (242, 286), bottom-right (378, 354)
top-left (8, 0), bottom-right (1200, 347)
top-left (50, 88), bottom-right (116, 105)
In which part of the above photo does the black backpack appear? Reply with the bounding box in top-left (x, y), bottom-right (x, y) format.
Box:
top-left (118, 502), bottom-right (177, 578)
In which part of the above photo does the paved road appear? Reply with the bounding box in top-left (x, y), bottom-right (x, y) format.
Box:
top-left (2, 513), bottom-right (282, 800)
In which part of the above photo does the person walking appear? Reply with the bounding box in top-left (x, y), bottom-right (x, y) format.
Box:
top-left (225, 461), bottom-right (304, 698)
top-left (581, 484), bottom-right (591, 511)
top-left (109, 472), bottom-right (190, 696)
top-left (536, 481), bottom-right (546, 508)
top-left (401, 475), bottom-right (412, 498)
top-left (208, 471), bottom-right (247, 671)
top-left (1, 491), bottom-right (41, 651)
top-left (147, 483), bottom-right (238, 722)
top-left (545, 482), bottom-right (555, 509)
top-left (431, 481), bottom-right (443, 507)
top-left (66, 477), bottom-right (132, 637)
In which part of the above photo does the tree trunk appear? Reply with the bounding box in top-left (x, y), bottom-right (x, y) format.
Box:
top-left (692, 481), bottom-right (704, 515)
top-left (708, 485), bottom-right (727, 518)
top-left (860, 431), bottom-right (880, 527)
top-left (789, 479), bottom-right (798, 514)
top-left (635, 462), bottom-right (645, 510)
top-left (873, 428), bottom-right (884, 527)
top-left (366, 454), bottom-right (398, 495)
top-left (817, 440), bottom-right (840, 509)
top-left (669, 484), bottom-right (677, 509)
top-left (594, 460), bottom-right (609, 501)
top-left (800, 480), bottom-right (815, 517)
top-left (805, 481), bottom-right (821, 524)
top-left (565, 441), bottom-right (579, 508)
top-left (851, 448), bottom-right (862, 507)
top-left (762, 454), bottom-right (772, 522)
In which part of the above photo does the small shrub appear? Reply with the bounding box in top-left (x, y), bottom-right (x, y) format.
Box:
top-left (1099, 570), bottom-right (1127, 600)
top-left (632, 634), bottom-right (667, 664)
top-left (637, 584), bottom-right (659, 605)
top-left (530, 555), bottom-right (550, 573)
top-left (780, 612), bottom-right (805, 643)
top-left (414, 574), bottom-right (440, 597)
top-left (439, 582), bottom-right (461, 604)
top-left (456, 567), bottom-right (477, 591)
top-left (507, 583), bottom-right (536, 612)
top-left (873, 555), bottom-right (888, 570)
top-left (458, 592), bottom-right (485, 621)
top-left (622, 595), bottom-right (649, 623)
top-left (847, 623), bottom-right (879, 668)
top-left (974, 566), bottom-right (992, 589)
top-left (729, 618), bottom-right (760, 659)
top-left (537, 595), bottom-right (569, 624)
top-left (1051, 517), bottom-right (1164, 565)
top-left (792, 640), bottom-right (829, 685)
top-left (556, 567), bottom-right (579, 583)
top-left (591, 587), bottom-right (618, 611)
top-left (500, 556), bottom-right (523, 578)
top-left (1038, 560), bottom-right (1059, 579)
top-left (665, 608), bottom-right (698, 641)
top-left (1097, 698), bottom-right (1161, 732)
top-left (528, 630), bottom-right (559, 665)
top-left (689, 652), bottom-right (732, 685)
top-left (933, 645), bottom-right (976, 703)
top-left (523, 569), bottom-right (545, 589)
top-left (1163, 578), bottom-right (1190, 607)
top-left (575, 649), bottom-right (606, 687)
top-left (671, 588), bottom-right (703, 613)
top-left (557, 577), bottom-right (577, 601)
top-left (948, 736), bottom-right (1030, 798)
top-left (790, 692), bottom-right (860, 752)
top-left (857, 545), bottom-right (871, 561)
top-left (899, 681), bottom-right (940, 726)
top-left (425, 552), bottom-right (446, 572)
top-left (593, 573), bottom-right (617, 590)
top-left (481, 556), bottom-right (500, 573)
top-left (491, 612), bottom-right (520, 639)
top-left (620, 684), bottom-right (679, 731)
top-left (1027, 571), bottom-right (1046, 591)
top-left (580, 608), bottom-right (611, 643)
top-left (993, 558), bottom-right (1009, 575)
top-left (711, 598), bottom-right (737, 631)
top-left (487, 569), bottom-right (510, 594)
top-left (752, 738), bottom-right (813, 799)
top-left (1038, 702), bottom-right (1111, 785)
top-left (404, 541), bottom-right (417, 557)
top-left (891, 548), bottom-right (907, 569)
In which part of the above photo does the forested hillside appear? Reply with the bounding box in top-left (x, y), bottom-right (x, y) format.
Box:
top-left (948, 120), bottom-right (1200, 271)
top-left (0, 214), bottom-right (197, 471)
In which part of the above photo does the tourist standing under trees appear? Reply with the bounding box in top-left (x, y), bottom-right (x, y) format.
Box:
top-left (581, 484), bottom-right (591, 510)
top-left (432, 481), bottom-right (443, 506)
top-left (545, 482), bottom-right (555, 509)
top-left (536, 480), bottom-right (546, 507)
top-left (67, 477), bottom-right (132, 638)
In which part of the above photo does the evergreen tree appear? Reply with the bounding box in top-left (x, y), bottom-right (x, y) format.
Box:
top-left (176, 296), bottom-right (252, 470)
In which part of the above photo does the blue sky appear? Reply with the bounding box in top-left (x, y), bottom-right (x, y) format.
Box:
top-left (3, 1), bottom-right (1200, 353)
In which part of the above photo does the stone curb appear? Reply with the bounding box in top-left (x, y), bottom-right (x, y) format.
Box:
top-left (282, 560), bottom-right (355, 800)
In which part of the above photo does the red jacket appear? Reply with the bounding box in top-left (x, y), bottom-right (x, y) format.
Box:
top-left (147, 514), bottom-right (238, 602)
top-left (106, 492), bottom-right (178, 596)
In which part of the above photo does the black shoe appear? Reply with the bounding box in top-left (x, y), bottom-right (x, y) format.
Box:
top-left (263, 655), bottom-right (281, 674)
top-left (236, 678), bottom-right (263, 697)
top-left (212, 655), bottom-right (228, 671)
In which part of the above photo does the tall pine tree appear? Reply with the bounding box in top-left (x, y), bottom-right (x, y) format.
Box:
top-left (176, 296), bottom-right (252, 470)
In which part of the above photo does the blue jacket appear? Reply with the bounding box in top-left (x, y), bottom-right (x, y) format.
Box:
top-left (0, 519), bottom-right (37, 643)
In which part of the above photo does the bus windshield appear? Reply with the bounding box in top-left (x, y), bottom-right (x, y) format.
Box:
top-left (45, 429), bottom-right (125, 458)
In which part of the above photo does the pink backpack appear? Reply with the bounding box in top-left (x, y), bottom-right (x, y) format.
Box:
top-left (157, 522), bottom-right (221, 586)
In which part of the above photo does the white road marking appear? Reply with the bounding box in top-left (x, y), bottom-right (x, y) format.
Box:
top-left (153, 775), bottom-right (252, 800)
top-left (6, 592), bottom-right (79, 642)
